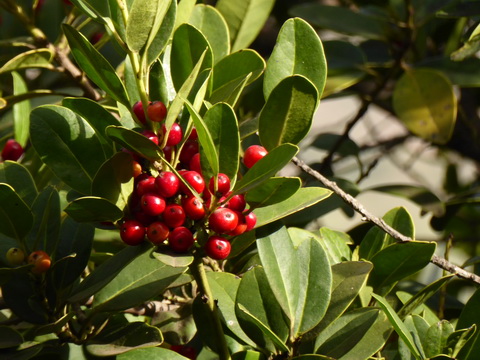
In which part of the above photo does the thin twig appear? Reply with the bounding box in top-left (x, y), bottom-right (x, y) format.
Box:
top-left (292, 156), bottom-right (480, 284)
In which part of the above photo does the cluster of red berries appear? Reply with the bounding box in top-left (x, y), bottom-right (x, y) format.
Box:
top-left (1, 139), bottom-right (24, 162)
top-left (6, 248), bottom-right (51, 275)
top-left (118, 100), bottom-right (267, 260)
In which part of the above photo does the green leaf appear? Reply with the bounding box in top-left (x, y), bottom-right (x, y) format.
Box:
top-left (0, 326), bottom-right (23, 349)
top-left (359, 206), bottom-right (415, 261)
top-left (236, 267), bottom-right (290, 353)
top-left (146, 0), bottom-right (177, 65)
top-left (264, 18), bottom-right (326, 99)
top-left (92, 152), bottom-right (134, 210)
top-left (373, 293), bottom-right (423, 360)
top-left (190, 4), bottom-right (230, 63)
top-left (232, 351), bottom-right (267, 360)
top-left (290, 4), bottom-right (389, 40)
top-left (398, 315), bottom-right (428, 360)
top-left (216, 0), bottom-right (276, 52)
top-left (12, 72), bottom-right (30, 147)
top-left (0, 183), bottom-right (33, 240)
top-left (424, 321), bottom-right (454, 358)
top-left (368, 241), bottom-right (436, 294)
top-left (170, 23), bottom-right (213, 91)
top-left (30, 105), bottom-right (107, 194)
top-left (62, 24), bottom-right (129, 105)
top-left (0, 161), bottom-right (37, 206)
top-left (93, 246), bottom-right (187, 312)
top-left (62, 97), bottom-right (122, 157)
top-left (317, 227), bottom-right (353, 265)
top-left (254, 187), bottom-right (332, 228)
top-left (446, 326), bottom-right (476, 358)
top-left (259, 76), bottom-right (318, 151)
top-left (69, 243), bottom-right (151, 303)
top-left (126, 0), bottom-right (172, 54)
top-left (393, 68), bottom-right (457, 145)
top-left (64, 196), bottom-right (124, 223)
top-left (87, 321), bottom-right (163, 356)
top-left (106, 126), bottom-right (162, 161)
top-left (52, 217), bottom-right (94, 291)
top-left (246, 177), bottom-right (301, 208)
top-left (117, 347), bottom-right (191, 360)
top-left (233, 143), bottom-right (298, 195)
top-left (0, 49), bottom-right (54, 74)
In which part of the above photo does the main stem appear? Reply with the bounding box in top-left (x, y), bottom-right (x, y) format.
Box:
top-left (190, 254), bottom-right (231, 360)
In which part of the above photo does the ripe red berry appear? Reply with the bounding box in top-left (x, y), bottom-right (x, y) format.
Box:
top-left (155, 171), bottom-right (180, 198)
top-left (147, 221), bottom-right (170, 244)
top-left (28, 250), bottom-right (51, 275)
top-left (189, 152), bottom-right (201, 173)
top-left (163, 145), bottom-right (173, 162)
top-left (205, 236), bottom-right (231, 260)
top-left (245, 211), bottom-right (257, 231)
top-left (208, 173), bottom-right (231, 196)
top-left (2, 139), bottom-right (24, 161)
top-left (136, 175), bottom-right (156, 196)
top-left (120, 220), bottom-right (145, 245)
top-left (142, 130), bottom-right (159, 145)
top-left (90, 32), bottom-right (104, 45)
top-left (243, 145), bottom-right (268, 169)
top-left (147, 101), bottom-right (167, 122)
top-left (170, 345), bottom-right (197, 360)
top-left (163, 204), bottom-right (186, 228)
top-left (134, 211), bottom-right (156, 226)
top-left (209, 208), bottom-right (239, 234)
top-left (132, 100), bottom-right (149, 125)
top-left (182, 196), bottom-right (206, 220)
top-left (168, 227), bottom-right (195, 253)
top-left (227, 194), bottom-right (246, 212)
top-left (188, 128), bottom-right (198, 141)
top-left (163, 123), bottom-right (183, 146)
top-left (179, 140), bottom-right (199, 164)
top-left (179, 171), bottom-right (205, 196)
top-left (140, 193), bottom-right (166, 216)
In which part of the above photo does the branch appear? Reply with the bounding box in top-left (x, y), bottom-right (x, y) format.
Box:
top-left (292, 156), bottom-right (480, 284)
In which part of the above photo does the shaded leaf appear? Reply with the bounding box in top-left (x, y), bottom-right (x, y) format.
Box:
top-left (0, 183), bottom-right (33, 240)
top-left (0, 49), bottom-right (53, 74)
top-left (64, 196), bottom-right (124, 223)
top-left (117, 347), bottom-right (190, 359)
top-left (106, 126), bottom-right (162, 161)
top-left (0, 161), bottom-right (37, 206)
top-left (0, 326), bottom-right (23, 349)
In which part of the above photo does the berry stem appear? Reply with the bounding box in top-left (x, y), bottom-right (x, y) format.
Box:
top-left (190, 253), bottom-right (231, 360)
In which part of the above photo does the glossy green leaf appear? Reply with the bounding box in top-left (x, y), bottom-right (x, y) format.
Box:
top-left (259, 76), bottom-right (318, 150)
top-left (398, 315), bottom-right (428, 360)
top-left (0, 49), bottom-right (54, 74)
top-left (359, 207), bottom-right (415, 261)
top-left (176, 0), bottom-right (197, 29)
top-left (216, 0), bottom-right (275, 52)
top-left (317, 227), bottom-right (353, 265)
top-left (236, 266), bottom-right (290, 353)
top-left (0, 161), bottom-right (37, 206)
top-left (126, 0), bottom-right (172, 54)
top-left (232, 351), bottom-right (267, 360)
top-left (92, 152), bottom-right (134, 211)
top-left (264, 18), bottom-right (326, 99)
top-left (0, 326), bottom-right (23, 349)
top-left (290, 4), bottom-right (389, 40)
top-left (93, 246), bottom-right (187, 312)
top-left (106, 125), bottom-right (162, 161)
top-left (117, 347), bottom-right (191, 360)
top-left (62, 97), bottom-right (122, 157)
top-left (233, 143), bottom-right (298, 195)
top-left (25, 186), bottom-right (60, 255)
top-left (393, 68), bottom-right (457, 145)
top-left (373, 294), bottom-right (422, 360)
top-left (69, 243), bottom-right (151, 303)
top-left (312, 262), bottom-right (372, 335)
top-left (254, 187), bottom-right (332, 228)
top-left (152, 248), bottom-right (193, 268)
top-left (52, 217), bottom-right (94, 291)
top-left (190, 5), bottom-right (230, 63)
top-left (0, 183), bottom-right (33, 240)
top-left (146, 0), bottom-right (177, 65)
top-left (148, 60), bottom-right (170, 105)
top-left (87, 321), bottom-right (163, 356)
top-left (30, 105), bottom-right (107, 194)
top-left (170, 23), bottom-right (213, 91)
top-left (62, 24), bottom-right (129, 105)
top-left (368, 241), bottom-right (436, 294)
top-left (424, 321), bottom-right (454, 358)
top-left (202, 103), bottom-right (240, 182)
top-left (246, 177), bottom-right (301, 208)
top-left (207, 272), bottom-right (255, 346)
top-left (64, 196), bottom-right (124, 223)
top-left (12, 72), bottom-right (30, 147)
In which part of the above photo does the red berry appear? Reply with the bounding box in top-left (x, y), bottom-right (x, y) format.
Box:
top-left (227, 194), bottom-right (246, 212)
top-left (163, 204), bottom-right (186, 228)
top-left (120, 220), bottom-right (145, 245)
top-left (182, 196), bottom-right (206, 220)
top-left (243, 145), bottom-right (267, 169)
top-left (245, 211), bottom-right (257, 231)
top-left (189, 152), bottom-right (201, 173)
top-left (170, 345), bottom-right (197, 360)
top-left (163, 145), bottom-right (173, 162)
top-left (136, 175), bottom-right (156, 196)
top-left (208, 173), bottom-right (231, 196)
top-left (179, 171), bottom-right (205, 196)
top-left (155, 171), bottom-right (180, 198)
top-left (90, 32), bottom-right (104, 45)
top-left (2, 139), bottom-right (24, 161)
top-left (168, 227), bottom-right (195, 252)
top-left (28, 250), bottom-right (51, 275)
top-left (209, 208), bottom-right (238, 234)
top-left (147, 101), bottom-right (167, 122)
top-left (132, 161), bottom-right (143, 178)
top-left (188, 128), bottom-right (198, 141)
top-left (147, 221), bottom-right (170, 244)
top-left (142, 130), bottom-right (159, 145)
top-left (132, 100), bottom-right (149, 125)
top-left (179, 140), bottom-right (199, 164)
top-left (164, 123), bottom-right (183, 146)
top-left (205, 236), bottom-right (231, 260)
top-left (140, 193), bottom-right (166, 216)
top-left (230, 222), bottom-right (247, 236)
top-left (134, 211), bottom-right (157, 226)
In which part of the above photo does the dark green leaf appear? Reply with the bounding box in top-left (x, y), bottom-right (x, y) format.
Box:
top-left (0, 161), bottom-right (37, 206)
top-left (0, 183), bottom-right (33, 240)
top-left (146, 0), bottom-right (177, 65)
top-left (259, 76), bottom-right (318, 150)
top-left (0, 326), bottom-right (23, 349)
top-left (117, 347), bottom-right (190, 359)
top-left (424, 321), bottom-right (454, 358)
top-left (246, 177), bottom-right (301, 208)
top-left (12, 72), bottom-right (30, 147)
top-left (317, 227), bottom-right (353, 264)
top-left (0, 49), bottom-right (54, 74)
top-left (106, 126), bottom-right (162, 161)
top-left (232, 351), bottom-right (267, 360)
top-left (64, 196), bottom-right (124, 223)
